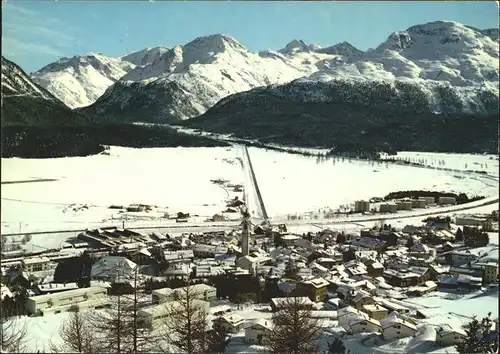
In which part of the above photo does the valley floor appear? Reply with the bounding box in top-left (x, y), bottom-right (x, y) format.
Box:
top-left (1, 146), bottom-right (498, 252)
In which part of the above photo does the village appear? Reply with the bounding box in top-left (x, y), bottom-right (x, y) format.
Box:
top-left (1, 199), bottom-right (498, 352)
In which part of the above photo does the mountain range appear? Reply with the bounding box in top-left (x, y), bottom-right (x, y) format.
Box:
top-left (23, 20), bottom-right (499, 123)
top-left (1, 20), bottom-right (498, 156)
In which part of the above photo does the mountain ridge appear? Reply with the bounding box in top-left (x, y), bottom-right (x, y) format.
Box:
top-left (23, 21), bottom-right (500, 125)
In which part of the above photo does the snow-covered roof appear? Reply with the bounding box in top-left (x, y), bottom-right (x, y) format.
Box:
top-left (38, 282), bottom-right (79, 292)
top-left (310, 262), bottom-right (328, 272)
top-left (163, 263), bottom-right (191, 276)
top-left (362, 304), bottom-right (387, 313)
top-left (193, 243), bottom-right (228, 254)
top-left (271, 297), bottom-right (313, 308)
top-left (436, 325), bottom-right (467, 338)
top-left (23, 256), bottom-right (51, 265)
top-left (163, 249), bottom-right (194, 261)
top-left (348, 316), bottom-right (382, 328)
top-left (1, 285), bottom-right (12, 300)
top-left (337, 306), bottom-right (368, 318)
top-left (28, 286), bottom-right (107, 303)
top-left (246, 318), bottom-right (272, 330)
top-left (370, 261), bottom-right (384, 269)
top-left (380, 314), bottom-right (417, 331)
top-left (152, 287), bottom-right (173, 297)
top-left (91, 256), bottom-right (137, 278)
top-left (302, 277), bottom-right (329, 288)
top-left (221, 313), bottom-right (244, 326)
top-left (384, 269), bottom-right (420, 279)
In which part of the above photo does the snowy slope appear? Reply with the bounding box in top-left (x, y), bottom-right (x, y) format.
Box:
top-left (31, 53), bottom-right (137, 109)
top-left (1, 56), bottom-right (90, 126)
top-left (120, 46), bottom-right (170, 67)
top-left (210, 21), bottom-right (499, 117)
top-left (1, 56), bottom-right (57, 101)
top-left (82, 34), bottom-right (332, 122)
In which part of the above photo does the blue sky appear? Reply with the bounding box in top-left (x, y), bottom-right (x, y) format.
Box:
top-left (2, 1), bottom-right (498, 73)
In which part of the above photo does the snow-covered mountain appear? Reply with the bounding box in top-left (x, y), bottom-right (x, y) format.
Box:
top-left (278, 39), bottom-right (322, 55)
top-left (120, 46), bottom-right (170, 67)
top-left (2, 56), bottom-right (58, 101)
top-left (315, 41), bottom-right (364, 57)
top-left (296, 21), bottom-right (499, 112)
top-left (82, 34), bottom-right (332, 121)
top-left (1, 56), bottom-right (89, 126)
top-left (30, 20), bottom-right (498, 123)
top-left (81, 21), bottom-right (498, 122)
top-left (30, 53), bottom-right (138, 109)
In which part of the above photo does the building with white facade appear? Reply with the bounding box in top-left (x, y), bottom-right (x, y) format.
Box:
top-left (346, 316), bottom-right (383, 334)
top-left (337, 306), bottom-right (370, 327)
top-left (354, 200), bottom-right (371, 213)
top-left (245, 319), bottom-right (272, 344)
top-left (152, 284), bottom-right (217, 304)
top-left (22, 256), bottom-right (53, 273)
top-left (216, 313), bottom-right (245, 333)
top-left (26, 286), bottom-right (109, 316)
top-left (435, 325), bottom-right (467, 346)
top-left (138, 299), bottom-right (210, 329)
top-left (91, 256), bottom-right (137, 281)
top-left (381, 314), bottom-right (418, 340)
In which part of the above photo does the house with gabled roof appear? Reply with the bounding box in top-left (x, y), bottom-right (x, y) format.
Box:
top-left (346, 316), bottom-right (383, 334)
top-left (435, 325), bottom-right (467, 346)
top-left (381, 313), bottom-right (417, 340)
top-left (245, 319), bottom-right (272, 344)
top-left (350, 290), bottom-right (375, 310)
top-left (337, 306), bottom-right (369, 326)
top-left (216, 313), bottom-right (245, 333)
top-left (296, 277), bottom-right (329, 302)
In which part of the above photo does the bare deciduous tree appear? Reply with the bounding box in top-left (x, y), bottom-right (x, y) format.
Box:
top-left (1, 316), bottom-right (27, 353)
top-left (161, 283), bottom-right (211, 354)
top-left (266, 296), bottom-right (323, 354)
top-left (87, 284), bottom-right (159, 354)
top-left (50, 306), bottom-right (98, 353)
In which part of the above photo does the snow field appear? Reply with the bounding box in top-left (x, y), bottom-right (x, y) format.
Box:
top-left (2, 147), bottom-right (498, 251)
top-left (1, 146), bottom-right (245, 235)
top-left (248, 147), bottom-right (499, 219)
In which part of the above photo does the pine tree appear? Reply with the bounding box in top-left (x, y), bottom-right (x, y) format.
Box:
top-left (406, 236), bottom-right (415, 249)
top-left (284, 256), bottom-right (298, 280)
top-left (327, 337), bottom-right (349, 354)
top-left (455, 313), bottom-right (498, 353)
top-left (455, 228), bottom-right (464, 242)
top-left (266, 296), bottom-right (322, 354)
top-left (336, 233), bottom-right (346, 244)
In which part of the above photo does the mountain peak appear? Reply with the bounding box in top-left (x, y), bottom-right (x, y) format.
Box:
top-left (376, 21), bottom-right (498, 52)
top-left (184, 34), bottom-right (247, 53)
top-left (120, 46), bottom-right (170, 66)
top-left (31, 53), bottom-right (135, 109)
top-left (316, 41), bottom-right (364, 57)
top-left (279, 39), bottom-right (314, 54)
top-left (1, 56), bottom-right (62, 109)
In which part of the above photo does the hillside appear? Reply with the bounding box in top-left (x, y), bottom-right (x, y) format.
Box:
top-left (181, 80), bottom-right (498, 154)
top-left (1, 56), bottom-right (91, 126)
top-left (30, 53), bottom-right (137, 109)
top-left (1, 56), bottom-right (228, 158)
